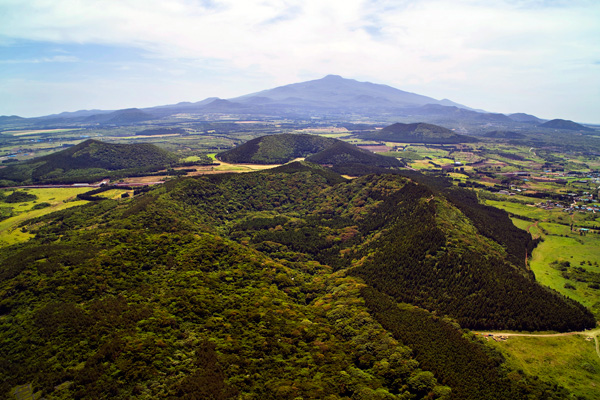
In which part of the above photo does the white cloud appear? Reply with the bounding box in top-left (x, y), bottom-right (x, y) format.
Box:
top-left (0, 55), bottom-right (80, 64)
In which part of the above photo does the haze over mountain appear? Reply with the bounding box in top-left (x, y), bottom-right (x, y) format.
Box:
top-left (230, 74), bottom-right (471, 111)
top-left (1, 75), bottom-right (575, 131)
top-left (538, 119), bottom-right (594, 132)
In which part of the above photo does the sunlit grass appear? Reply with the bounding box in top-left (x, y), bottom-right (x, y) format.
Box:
top-left (489, 333), bottom-right (600, 399)
top-left (0, 188), bottom-right (90, 247)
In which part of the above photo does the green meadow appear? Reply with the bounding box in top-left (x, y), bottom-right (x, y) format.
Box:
top-left (0, 188), bottom-right (90, 247)
top-left (484, 198), bottom-right (600, 317)
top-left (489, 332), bottom-right (600, 399)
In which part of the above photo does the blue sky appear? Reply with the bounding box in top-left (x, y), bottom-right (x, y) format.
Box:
top-left (1, 0), bottom-right (599, 122)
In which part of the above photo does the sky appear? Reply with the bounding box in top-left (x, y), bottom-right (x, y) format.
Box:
top-left (1, 0), bottom-right (599, 123)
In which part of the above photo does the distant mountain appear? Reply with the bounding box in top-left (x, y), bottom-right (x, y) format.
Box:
top-left (44, 109), bottom-right (113, 119)
top-left (0, 115), bottom-right (26, 124)
top-left (508, 113), bottom-right (543, 123)
top-left (84, 108), bottom-right (155, 124)
top-left (539, 119), bottom-right (594, 131)
top-left (230, 75), bottom-right (471, 111)
top-left (363, 122), bottom-right (477, 144)
top-left (405, 104), bottom-right (514, 123)
top-left (484, 130), bottom-right (526, 139)
top-left (217, 133), bottom-right (402, 167)
top-left (2, 75), bottom-right (593, 131)
top-left (0, 139), bottom-right (178, 186)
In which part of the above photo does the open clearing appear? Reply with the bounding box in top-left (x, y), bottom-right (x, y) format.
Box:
top-left (0, 187), bottom-right (90, 247)
top-left (482, 329), bottom-right (600, 399)
top-left (485, 198), bottom-right (600, 317)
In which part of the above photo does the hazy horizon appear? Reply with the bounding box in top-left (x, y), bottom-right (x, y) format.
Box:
top-left (1, 0), bottom-right (599, 123)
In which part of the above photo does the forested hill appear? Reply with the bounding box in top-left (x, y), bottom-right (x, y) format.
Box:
top-left (363, 122), bottom-right (477, 144)
top-left (0, 163), bottom-right (594, 399)
top-left (538, 118), bottom-right (594, 131)
top-left (217, 133), bottom-right (337, 164)
top-left (305, 140), bottom-right (404, 167)
top-left (0, 139), bottom-right (178, 186)
top-left (217, 133), bottom-right (403, 167)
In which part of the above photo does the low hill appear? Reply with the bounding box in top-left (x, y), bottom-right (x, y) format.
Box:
top-left (539, 119), bottom-right (594, 131)
top-left (217, 134), bottom-right (337, 164)
top-left (84, 108), bottom-right (155, 124)
top-left (484, 130), bottom-right (526, 139)
top-left (0, 164), bottom-right (592, 399)
top-left (363, 122), bottom-right (477, 144)
top-left (305, 140), bottom-right (403, 167)
top-left (218, 134), bottom-right (403, 167)
top-left (508, 113), bottom-right (543, 123)
top-left (0, 139), bottom-right (178, 185)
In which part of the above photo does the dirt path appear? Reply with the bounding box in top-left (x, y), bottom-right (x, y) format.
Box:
top-left (476, 331), bottom-right (584, 338)
top-left (475, 328), bottom-right (600, 360)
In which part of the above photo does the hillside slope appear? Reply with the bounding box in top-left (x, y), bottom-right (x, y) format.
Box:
top-left (305, 141), bottom-right (403, 167)
top-left (217, 134), bottom-right (337, 164)
top-left (217, 133), bottom-right (403, 167)
top-left (0, 139), bottom-right (178, 185)
top-left (0, 165), bottom-right (593, 399)
top-left (539, 119), bottom-right (594, 131)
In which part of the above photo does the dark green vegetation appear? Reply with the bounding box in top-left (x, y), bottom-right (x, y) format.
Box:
top-left (362, 288), bottom-right (572, 400)
top-left (0, 139), bottom-right (179, 186)
top-left (4, 190), bottom-right (38, 203)
top-left (305, 141), bottom-right (403, 167)
top-left (539, 119), bottom-right (594, 131)
top-left (551, 260), bottom-right (600, 290)
top-left (217, 133), bottom-right (403, 167)
top-left (217, 133), bottom-right (337, 164)
top-left (1, 163), bottom-right (594, 399)
top-left (363, 123), bottom-right (477, 144)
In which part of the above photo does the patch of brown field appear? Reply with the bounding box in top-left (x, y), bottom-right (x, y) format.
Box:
top-left (480, 176), bottom-right (501, 184)
top-left (357, 145), bottom-right (391, 152)
top-left (6, 129), bottom-right (78, 136)
top-left (470, 160), bottom-right (508, 168)
top-left (296, 127), bottom-right (349, 133)
top-left (119, 176), bottom-right (167, 184)
top-left (128, 134), bottom-right (182, 138)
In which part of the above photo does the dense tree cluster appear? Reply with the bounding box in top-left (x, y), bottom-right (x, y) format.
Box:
top-left (0, 162), bottom-right (594, 399)
top-left (361, 287), bottom-right (573, 400)
top-left (0, 139), bottom-right (179, 185)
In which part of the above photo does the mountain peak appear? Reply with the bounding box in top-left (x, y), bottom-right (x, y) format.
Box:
top-left (322, 74), bottom-right (344, 80)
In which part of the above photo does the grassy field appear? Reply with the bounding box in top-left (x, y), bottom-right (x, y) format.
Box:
top-left (3, 128), bottom-right (82, 136)
top-left (511, 217), bottom-right (532, 231)
top-left (0, 188), bottom-right (90, 247)
top-left (530, 235), bottom-right (600, 312)
top-left (485, 198), bottom-right (600, 317)
top-left (489, 333), bottom-right (600, 399)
